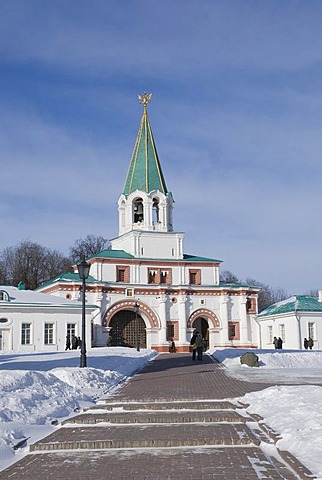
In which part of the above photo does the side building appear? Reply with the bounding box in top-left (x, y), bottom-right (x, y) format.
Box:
top-left (0, 284), bottom-right (98, 351)
top-left (37, 94), bottom-right (260, 352)
top-left (256, 292), bottom-right (322, 350)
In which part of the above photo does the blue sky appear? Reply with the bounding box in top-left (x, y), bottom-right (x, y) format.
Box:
top-left (1, 0), bottom-right (322, 294)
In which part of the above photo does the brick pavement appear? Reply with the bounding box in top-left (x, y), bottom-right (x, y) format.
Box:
top-left (0, 353), bottom-right (317, 480)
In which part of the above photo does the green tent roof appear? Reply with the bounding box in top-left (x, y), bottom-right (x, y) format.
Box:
top-left (122, 95), bottom-right (168, 196)
top-left (258, 295), bottom-right (322, 317)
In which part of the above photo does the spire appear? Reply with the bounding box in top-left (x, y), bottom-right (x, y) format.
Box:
top-left (122, 93), bottom-right (168, 196)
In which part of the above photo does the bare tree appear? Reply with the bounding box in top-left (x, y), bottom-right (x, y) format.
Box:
top-left (245, 277), bottom-right (289, 312)
top-left (219, 270), bottom-right (240, 283)
top-left (305, 289), bottom-right (319, 297)
top-left (0, 240), bottom-right (72, 290)
top-left (69, 234), bottom-right (110, 264)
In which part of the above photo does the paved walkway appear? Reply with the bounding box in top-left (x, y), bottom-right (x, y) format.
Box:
top-left (0, 353), bottom-right (316, 480)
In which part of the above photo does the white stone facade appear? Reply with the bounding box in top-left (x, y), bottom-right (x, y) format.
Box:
top-left (0, 286), bottom-right (96, 352)
top-left (36, 99), bottom-right (261, 352)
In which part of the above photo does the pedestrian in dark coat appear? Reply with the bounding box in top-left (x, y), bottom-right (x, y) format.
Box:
top-left (308, 337), bottom-right (314, 350)
top-left (71, 335), bottom-right (78, 350)
top-left (304, 338), bottom-right (308, 350)
top-left (65, 336), bottom-right (71, 350)
top-left (273, 337), bottom-right (278, 349)
top-left (277, 337), bottom-right (283, 349)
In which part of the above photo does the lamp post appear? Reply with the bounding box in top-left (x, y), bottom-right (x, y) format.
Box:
top-left (134, 303), bottom-right (140, 351)
top-left (77, 259), bottom-right (91, 368)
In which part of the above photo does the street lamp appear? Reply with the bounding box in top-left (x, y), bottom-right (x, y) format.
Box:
top-left (134, 303), bottom-right (140, 351)
top-left (77, 259), bottom-right (91, 368)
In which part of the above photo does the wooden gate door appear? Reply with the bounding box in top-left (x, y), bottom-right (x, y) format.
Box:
top-left (109, 310), bottom-right (146, 348)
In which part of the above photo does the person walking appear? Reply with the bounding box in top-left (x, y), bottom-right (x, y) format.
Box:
top-left (65, 335), bottom-right (71, 350)
top-left (277, 337), bottom-right (283, 349)
top-left (273, 336), bottom-right (278, 349)
top-left (190, 330), bottom-right (198, 361)
top-left (71, 335), bottom-right (78, 350)
top-left (196, 333), bottom-right (204, 361)
top-left (304, 338), bottom-right (308, 350)
top-left (308, 337), bottom-right (314, 350)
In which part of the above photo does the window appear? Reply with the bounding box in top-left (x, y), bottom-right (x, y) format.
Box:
top-left (166, 321), bottom-right (179, 341)
top-left (189, 269), bottom-right (201, 285)
top-left (160, 270), bottom-right (169, 284)
top-left (148, 269), bottom-right (158, 284)
top-left (116, 266), bottom-right (130, 283)
top-left (148, 268), bottom-right (172, 285)
top-left (133, 198), bottom-right (144, 223)
top-left (0, 318), bottom-right (9, 324)
top-left (228, 322), bottom-right (240, 340)
top-left (167, 323), bottom-right (175, 340)
top-left (44, 323), bottom-right (54, 345)
top-left (152, 198), bottom-right (159, 223)
top-left (67, 323), bottom-right (76, 340)
top-left (0, 291), bottom-right (9, 301)
top-left (267, 325), bottom-right (273, 344)
top-left (246, 297), bottom-right (256, 313)
top-left (308, 322), bottom-right (315, 339)
top-left (21, 323), bottom-right (31, 345)
top-left (117, 268), bottom-right (125, 282)
top-left (228, 323), bottom-right (236, 339)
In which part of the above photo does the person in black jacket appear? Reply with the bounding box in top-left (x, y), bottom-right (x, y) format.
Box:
top-left (277, 337), bottom-right (283, 349)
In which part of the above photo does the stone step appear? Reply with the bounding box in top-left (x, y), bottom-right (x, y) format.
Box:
top-left (92, 400), bottom-right (235, 411)
top-left (30, 423), bottom-right (259, 451)
top-left (63, 410), bottom-right (246, 425)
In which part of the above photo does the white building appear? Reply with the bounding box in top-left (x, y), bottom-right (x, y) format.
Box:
top-left (0, 285), bottom-right (98, 352)
top-left (37, 93), bottom-right (260, 352)
top-left (256, 292), bottom-right (322, 350)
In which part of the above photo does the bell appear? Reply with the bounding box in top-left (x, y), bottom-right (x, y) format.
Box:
top-left (136, 203), bottom-right (143, 214)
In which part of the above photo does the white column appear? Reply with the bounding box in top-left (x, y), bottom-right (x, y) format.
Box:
top-left (178, 294), bottom-right (188, 344)
top-left (220, 295), bottom-right (229, 344)
top-left (239, 296), bottom-right (249, 344)
top-left (158, 296), bottom-right (168, 344)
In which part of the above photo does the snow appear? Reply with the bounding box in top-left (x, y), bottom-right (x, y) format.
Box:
top-left (0, 347), bottom-right (321, 478)
top-left (211, 348), bottom-right (322, 478)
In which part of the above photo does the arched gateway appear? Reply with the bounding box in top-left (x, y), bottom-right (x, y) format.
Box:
top-left (188, 308), bottom-right (221, 350)
top-left (103, 300), bottom-right (159, 349)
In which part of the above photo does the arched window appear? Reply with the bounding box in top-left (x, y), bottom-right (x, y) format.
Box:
top-left (152, 198), bottom-right (159, 223)
top-left (133, 198), bottom-right (144, 223)
top-left (0, 291), bottom-right (9, 302)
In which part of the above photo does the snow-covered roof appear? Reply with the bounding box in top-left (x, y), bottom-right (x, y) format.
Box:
top-left (258, 295), bottom-right (322, 317)
top-left (0, 285), bottom-right (82, 307)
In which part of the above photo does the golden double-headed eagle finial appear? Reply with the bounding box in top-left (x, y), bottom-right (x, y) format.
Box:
top-left (138, 92), bottom-right (152, 109)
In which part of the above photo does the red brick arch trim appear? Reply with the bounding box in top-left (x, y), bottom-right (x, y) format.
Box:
top-left (103, 300), bottom-right (160, 328)
top-left (188, 308), bottom-right (220, 329)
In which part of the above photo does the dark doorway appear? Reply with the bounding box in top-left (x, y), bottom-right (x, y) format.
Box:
top-left (192, 317), bottom-right (209, 349)
top-left (109, 310), bottom-right (146, 348)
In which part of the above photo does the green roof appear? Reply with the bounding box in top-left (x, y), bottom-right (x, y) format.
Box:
top-left (122, 97), bottom-right (168, 196)
top-left (88, 249), bottom-right (134, 260)
top-left (219, 282), bottom-right (258, 289)
top-left (36, 272), bottom-right (97, 290)
top-left (183, 254), bottom-right (222, 263)
top-left (258, 295), bottom-right (322, 317)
